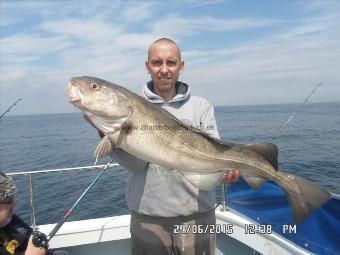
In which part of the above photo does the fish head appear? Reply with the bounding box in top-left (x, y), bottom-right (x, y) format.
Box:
top-left (67, 76), bottom-right (132, 133)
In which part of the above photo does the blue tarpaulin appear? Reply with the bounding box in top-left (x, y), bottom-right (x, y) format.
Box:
top-left (227, 178), bottom-right (340, 255)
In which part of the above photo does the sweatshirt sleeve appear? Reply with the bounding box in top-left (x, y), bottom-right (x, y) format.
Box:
top-left (109, 149), bottom-right (148, 172)
top-left (199, 99), bottom-right (220, 139)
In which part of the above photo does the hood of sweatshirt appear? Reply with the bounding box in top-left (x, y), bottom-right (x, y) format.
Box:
top-left (142, 80), bottom-right (191, 104)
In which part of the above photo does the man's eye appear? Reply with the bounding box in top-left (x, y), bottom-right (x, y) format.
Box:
top-left (167, 61), bottom-right (177, 66)
top-left (91, 83), bottom-right (98, 89)
top-left (152, 61), bottom-right (162, 66)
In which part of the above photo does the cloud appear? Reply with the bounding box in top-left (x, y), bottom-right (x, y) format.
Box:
top-left (42, 18), bottom-right (121, 43)
top-left (1, 33), bottom-right (70, 56)
top-left (1, 1), bottom-right (339, 115)
top-left (151, 15), bottom-right (275, 36)
top-left (180, 10), bottom-right (340, 105)
top-left (300, 0), bottom-right (340, 15)
top-left (120, 2), bottom-right (154, 22)
top-left (186, 0), bottom-right (226, 7)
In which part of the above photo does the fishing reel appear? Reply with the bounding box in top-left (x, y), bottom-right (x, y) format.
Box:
top-left (32, 230), bottom-right (49, 249)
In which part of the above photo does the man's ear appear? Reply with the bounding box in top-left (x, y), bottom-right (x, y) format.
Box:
top-left (145, 61), bottom-right (150, 74)
top-left (179, 61), bottom-right (185, 74)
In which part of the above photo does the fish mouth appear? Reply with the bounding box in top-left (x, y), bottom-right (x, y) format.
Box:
top-left (67, 81), bottom-right (83, 106)
top-left (69, 98), bottom-right (82, 104)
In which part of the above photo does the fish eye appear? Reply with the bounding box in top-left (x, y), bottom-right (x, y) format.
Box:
top-left (91, 83), bottom-right (99, 89)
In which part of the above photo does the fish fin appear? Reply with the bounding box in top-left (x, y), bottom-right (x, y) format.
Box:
top-left (180, 171), bottom-right (225, 191)
top-left (89, 106), bottom-right (133, 134)
top-left (279, 171), bottom-right (331, 224)
top-left (244, 143), bottom-right (278, 170)
top-left (94, 136), bottom-right (113, 162)
top-left (242, 175), bottom-right (267, 190)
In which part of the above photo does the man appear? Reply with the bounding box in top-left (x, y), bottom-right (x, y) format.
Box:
top-left (86, 38), bottom-right (239, 254)
top-left (0, 172), bottom-right (69, 255)
top-left (0, 171), bottom-right (46, 255)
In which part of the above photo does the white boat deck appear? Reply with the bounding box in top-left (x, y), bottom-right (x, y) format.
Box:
top-left (37, 206), bottom-right (312, 255)
top-left (7, 164), bottom-right (314, 255)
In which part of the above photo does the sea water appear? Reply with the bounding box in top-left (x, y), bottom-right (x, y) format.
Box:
top-left (0, 101), bottom-right (339, 225)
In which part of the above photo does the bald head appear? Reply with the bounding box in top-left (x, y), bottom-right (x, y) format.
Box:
top-left (145, 38), bottom-right (184, 102)
top-left (148, 38), bottom-right (181, 61)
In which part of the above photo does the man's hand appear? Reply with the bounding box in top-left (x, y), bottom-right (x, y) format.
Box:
top-left (223, 170), bottom-right (240, 184)
top-left (25, 235), bottom-right (46, 255)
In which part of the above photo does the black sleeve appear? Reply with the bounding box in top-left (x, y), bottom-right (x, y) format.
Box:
top-left (10, 214), bottom-right (33, 252)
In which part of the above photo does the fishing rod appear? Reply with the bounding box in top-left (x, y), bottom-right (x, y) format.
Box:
top-left (218, 83), bottom-right (323, 211)
top-left (272, 82), bottom-right (322, 140)
top-left (32, 159), bottom-right (114, 248)
top-left (0, 98), bottom-right (22, 120)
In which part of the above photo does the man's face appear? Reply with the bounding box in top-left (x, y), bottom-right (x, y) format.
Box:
top-left (146, 42), bottom-right (184, 94)
top-left (0, 198), bottom-right (14, 228)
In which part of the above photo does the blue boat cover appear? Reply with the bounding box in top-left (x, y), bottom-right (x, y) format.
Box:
top-left (227, 178), bottom-right (340, 255)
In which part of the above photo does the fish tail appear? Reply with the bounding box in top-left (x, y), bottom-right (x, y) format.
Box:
top-left (278, 170), bottom-right (331, 224)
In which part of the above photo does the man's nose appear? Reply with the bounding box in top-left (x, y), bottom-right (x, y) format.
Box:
top-left (160, 63), bottom-right (169, 74)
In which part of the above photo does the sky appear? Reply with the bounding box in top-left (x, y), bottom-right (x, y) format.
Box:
top-left (0, 0), bottom-right (339, 115)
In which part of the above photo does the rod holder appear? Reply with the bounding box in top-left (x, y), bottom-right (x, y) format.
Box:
top-left (221, 183), bottom-right (229, 212)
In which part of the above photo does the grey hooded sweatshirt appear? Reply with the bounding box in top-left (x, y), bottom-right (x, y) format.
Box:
top-left (110, 81), bottom-right (220, 217)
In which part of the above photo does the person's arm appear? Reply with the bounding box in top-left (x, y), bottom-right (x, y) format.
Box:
top-left (199, 100), bottom-right (240, 183)
top-left (109, 149), bottom-right (148, 172)
top-left (199, 99), bottom-right (220, 139)
top-left (24, 236), bottom-right (46, 255)
top-left (84, 114), bottom-right (147, 172)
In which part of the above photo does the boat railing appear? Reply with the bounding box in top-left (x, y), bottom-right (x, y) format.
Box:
top-left (6, 164), bottom-right (339, 231)
top-left (6, 163), bottom-right (120, 229)
top-left (6, 163), bottom-right (231, 230)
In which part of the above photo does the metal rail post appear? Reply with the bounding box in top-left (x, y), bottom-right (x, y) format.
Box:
top-left (28, 173), bottom-right (37, 230)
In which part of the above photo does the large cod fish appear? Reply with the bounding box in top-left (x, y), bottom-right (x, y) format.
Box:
top-left (67, 76), bottom-right (330, 223)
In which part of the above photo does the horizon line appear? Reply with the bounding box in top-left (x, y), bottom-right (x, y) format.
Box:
top-left (1, 100), bottom-right (339, 118)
